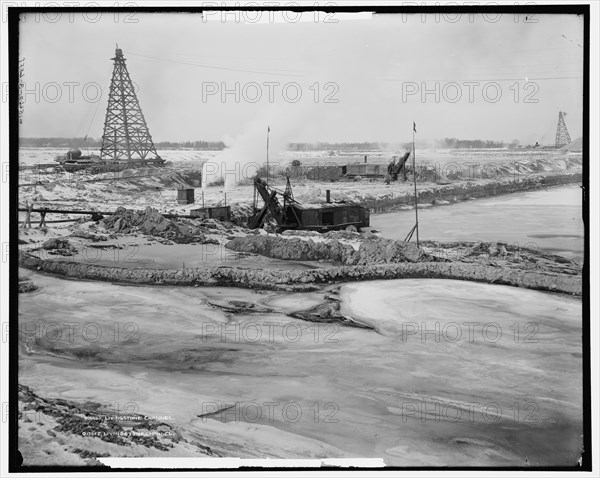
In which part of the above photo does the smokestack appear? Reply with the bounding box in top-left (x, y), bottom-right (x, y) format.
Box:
top-left (326, 190), bottom-right (331, 203)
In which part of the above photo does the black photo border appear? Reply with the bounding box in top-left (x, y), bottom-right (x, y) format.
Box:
top-left (7, 2), bottom-right (592, 473)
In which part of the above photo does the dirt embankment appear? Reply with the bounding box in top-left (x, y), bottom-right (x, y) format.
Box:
top-left (364, 172), bottom-right (582, 213)
top-left (19, 250), bottom-right (581, 296)
top-left (225, 235), bottom-right (356, 263)
top-left (101, 206), bottom-right (217, 244)
top-left (225, 235), bottom-right (427, 264)
top-left (225, 234), bottom-right (581, 273)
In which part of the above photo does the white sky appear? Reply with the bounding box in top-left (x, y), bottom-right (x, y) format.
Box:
top-left (18, 11), bottom-right (584, 145)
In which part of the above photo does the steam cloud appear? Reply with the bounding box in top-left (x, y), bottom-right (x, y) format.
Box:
top-left (201, 104), bottom-right (313, 191)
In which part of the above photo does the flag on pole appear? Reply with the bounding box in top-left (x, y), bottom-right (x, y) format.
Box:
top-left (413, 122), bottom-right (417, 133)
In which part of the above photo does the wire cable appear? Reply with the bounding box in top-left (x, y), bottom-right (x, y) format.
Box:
top-left (127, 51), bottom-right (305, 78)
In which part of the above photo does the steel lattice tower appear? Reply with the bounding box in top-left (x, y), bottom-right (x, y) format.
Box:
top-left (555, 111), bottom-right (571, 148)
top-left (100, 46), bottom-right (161, 162)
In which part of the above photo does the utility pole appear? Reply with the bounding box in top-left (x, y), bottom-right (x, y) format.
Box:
top-left (404, 122), bottom-right (420, 246)
top-left (266, 126), bottom-right (270, 185)
top-left (412, 121), bottom-right (419, 246)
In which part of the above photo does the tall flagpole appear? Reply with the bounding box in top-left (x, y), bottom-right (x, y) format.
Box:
top-left (412, 121), bottom-right (419, 246)
top-left (266, 126), bottom-right (270, 185)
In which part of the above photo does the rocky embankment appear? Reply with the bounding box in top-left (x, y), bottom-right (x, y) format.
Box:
top-left (19, 248), bottom-right (582, 295)
top-left (226, 234), bottom-right (581, 274)
top-left (226, 234), bottom-right (427, 264)
top-left (363, 172), bottom-right (583, 213)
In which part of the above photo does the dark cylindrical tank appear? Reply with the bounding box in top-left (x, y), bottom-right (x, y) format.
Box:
top-left (67, 149), bottom-right (82, 159)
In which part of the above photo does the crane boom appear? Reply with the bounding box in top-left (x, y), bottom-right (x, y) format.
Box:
top-left (248, 176), bottom-right (291, 229)
top-left (387, 151), bottom-right (411, 181)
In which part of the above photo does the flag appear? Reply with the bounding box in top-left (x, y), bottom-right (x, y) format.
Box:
top-left (413, 122), bottom-right (417, 133)
top-left (268, 126), bottom-right (270, 133)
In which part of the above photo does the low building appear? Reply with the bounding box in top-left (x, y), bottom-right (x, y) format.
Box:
top-left (305, 165), bottom-right (344, 181)
top-left (283, 202), bottom-right (369, 231)
top-left (344, 163), bottom-right (389, 177)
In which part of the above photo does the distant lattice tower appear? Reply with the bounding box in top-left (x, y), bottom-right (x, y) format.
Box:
top-left (100, 46), bottom-right (162, 162)
top-left (555, 111), bottom-right (572, 148)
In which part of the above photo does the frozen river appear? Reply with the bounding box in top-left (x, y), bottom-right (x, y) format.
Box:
top-left (19, 272), bottom-right (582, 466)
top-left (371, 184), bottom-right (584, 262)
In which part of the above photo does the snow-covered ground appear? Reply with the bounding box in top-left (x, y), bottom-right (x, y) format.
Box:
top-left (17, 147), bottom-right (581, 222)
top-left (18, 148), bottom-right (220, 167)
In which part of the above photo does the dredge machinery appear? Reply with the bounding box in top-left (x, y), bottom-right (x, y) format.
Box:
top-left (248, 176), bottom-right (370, 232)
